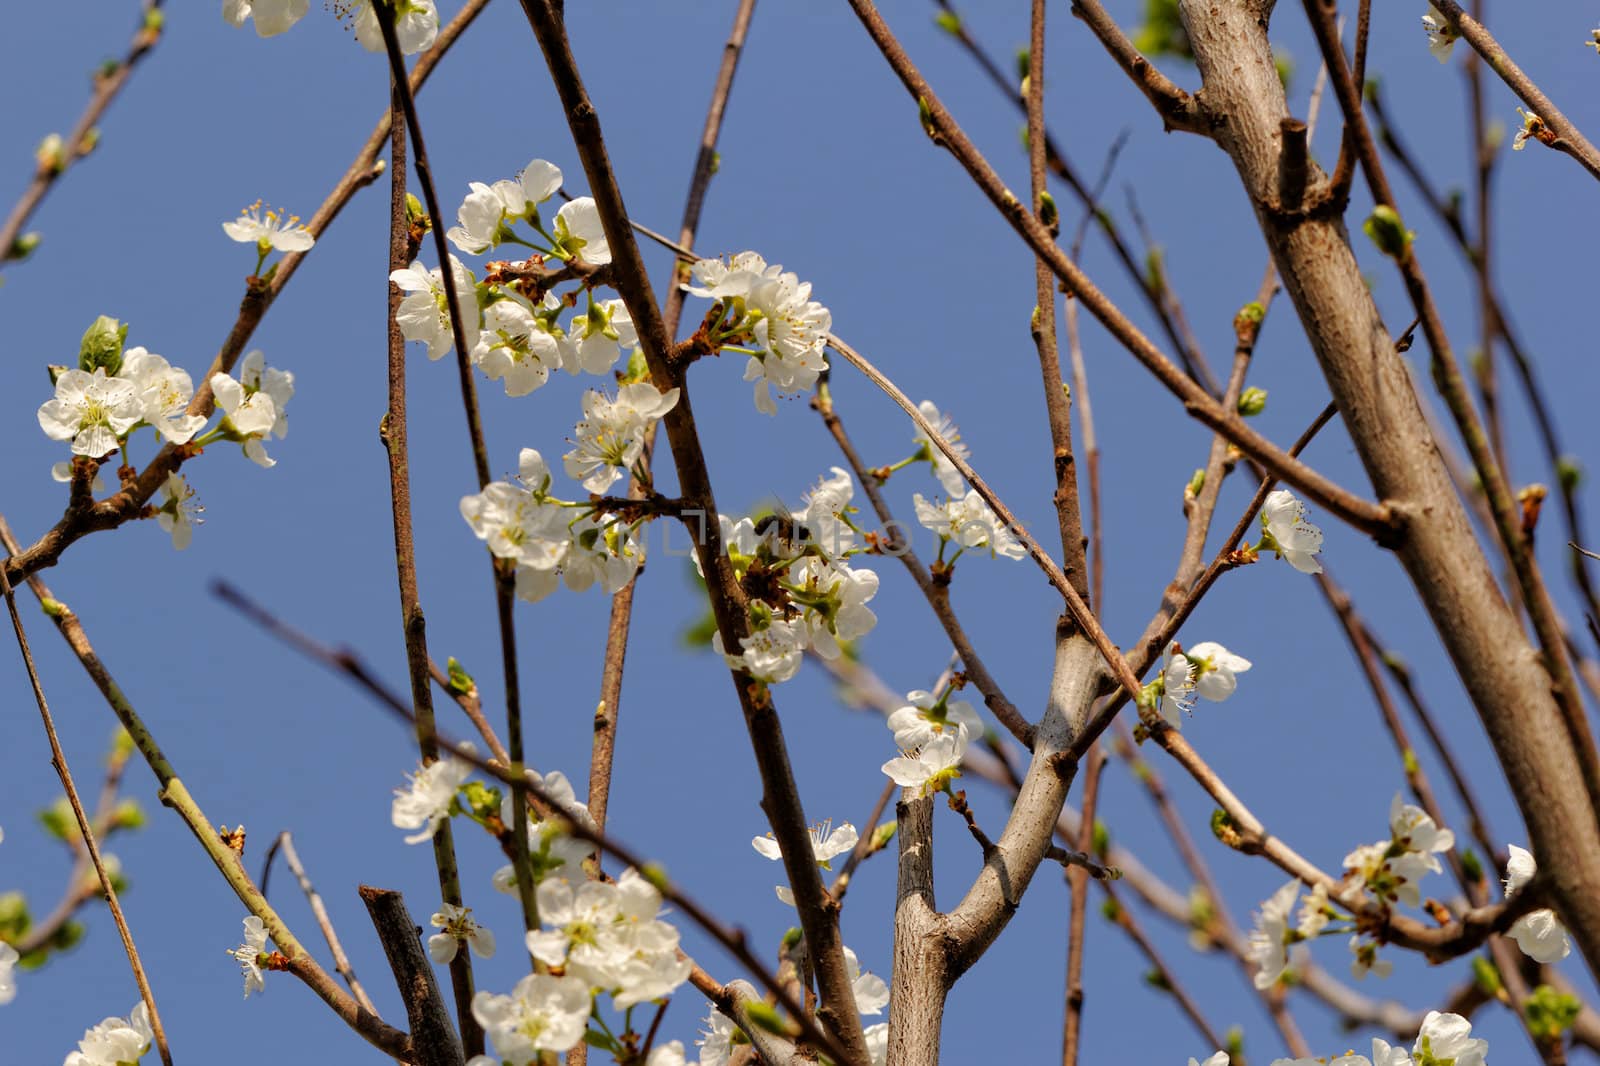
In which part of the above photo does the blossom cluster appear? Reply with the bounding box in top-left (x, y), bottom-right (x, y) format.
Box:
top-left (59, 1001), bottom-right (155, 1066)
top-left (907, 401), bottom-right (1023, 562)
top-left (386, 748), bottom-right (693, 1060)
top-left (224, 0), bottom-right (439, 55)
top-left (36, 313), bottom-right (294, 549)
top-left (1147, 640), bottom-right (1252, 730)
top-left (1192, 1009), bottom-right (1489, 1065)
top-left (881, 686), bottom-right (981, 796)
top-left (706, 468), bottom-right (881, 682)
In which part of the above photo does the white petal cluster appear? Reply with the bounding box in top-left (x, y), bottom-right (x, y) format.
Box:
top-left (1260, 489), bottom-right (1324, 573)
top-left (427, 903), bottom-right (495, 965)
top-left (227, 915), bottom-right (270, 998)
top-left (461, 449), bottom-right (647, 604)
top-left (155, 473), bottom-right (202, 550)
top-left (38, 369), bottom-right (141, 458)
top-left (523, 869), bottom-right (691, 1009)
top-left (1151, 640), bottom-right (1251, 730)
top-left (881, 687), bottom-right (971, 796)
top-left (61, 1001), bottom-right (154, 1066)
top-left (563, 382), bottom-right (680, 494)
top-left (391, 257), bottom-right (480, 361)
top-left (696, 1000), bottom-right (889, 1066)
top-left (553, 198), bottom-right (612, 266)
top-left (0, 941), bottom-right (15, 1005)
top-left (1365, 1011), bottom-right (1489, 1066)
top-left (687, 251), bottom-right (830, 414)
top-left (752, 819), bottom-right (858, 904)
top-left (222, 201), bottom-right (314, 253)
top-left (1342, 793), bottom-right (1455, 909)
top-left (710, 469), bottom-right (880, 680)
top-left (472, 973), bottom-right (592, 1060)
top-left (446, 159), bottom-right (562, 255)
top-left (1421, 5), bottom-right (1458, 63)
top-left (914, 399), bottom-right (971, 495)
top-left (492, 769), bottom-right (597, 894)
top-left (211, 350), bottom-right (294, 468)
top-left (913, 490), bottom-right (1024, 560)
top-left (1247, 879), bottom-right (1302, 989)
top-left (391, 743), bottom-right (475, 845)
top-left (222, 0), bottom-right (309, 36)
top-left (1504, 843), bottom-right (1571, 963)
top-left (348, 0), bottom-right (439, 55)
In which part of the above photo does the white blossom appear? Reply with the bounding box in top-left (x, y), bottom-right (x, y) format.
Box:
top-left (1513, 106), bottom-right (1545, 151)
top-left (686, 251), bottom-right (774, 299)
top-left (1189, 1055), bottom-right (1229, 1066)
top-left (38, 368), bottom-right (141, 458)
top-left (222, 201), bottom-right (314, 253)
top-left (472, 300), bottom-right (561, 396)
top-left (222, 0), bottom-right (309, 36)
top-left (844, 945), bottom-right (889, 1016)
top-left (1412, 1011), bottom-right (1487, 1066)
top-left (1504, 843), bottom-right (1571, 963)
top-left (696, 1006), bottom-right (743, 1066)
top-left (789, 557), bottom-right (879, 659)
top-left (561, 299), bottom-right (637, 376)
top-left (391, 744), bottom-right (474, 844)
top-left (1388, 794), bottom-right (1454, 871)
top-left (210, 351), bottom-right (291, 467)
top-left (1260, 489), bottom-right (1324, 573)
top-left (912, 490), bottom-right (1024, 560)
top-left (155, 473), bottom-right (201, 550)
top-left (1297, 882), bottom-right (1331, 938)
top-left (563, 382), bottom-right (680, 494)
top-left (390, 257), bottom-right (478, 360)
top-left (447, 181), bottom-right (526, 255)
top-left (882, 728), bottom-right (967, 796)
top-left (348, 0), bottom-right (438, 55)
top-left (228, 915), bottom-right (270, 998)
top-left (799, 466), bottom-right (859, 559)
top-left (0, 941), bottom-right (16, 1005)
top-left (1248, 879), bottom-right (1300, 989)
top-left (428, 904), bottom-right (495, 965)
top-left (714, 618), bottom-right (807, 684)
top-left (492, 769), bottom-right (596, 893)
top-left (472, 973), bottom-right (592, 1060)
top-left (1350, 934), bottom-right (1393, 980)
top-left (646, 1042), bottom-right (688, 1066)
top-left (914, 400), bottom-right (971, 495)
top-left (553, 197), bottom-right (611, 266)
top-left (887, 690), bottom-right (983, 751)
top-left (742, 268), bottom-right (830, 415)
top-left (62, 1001), bottom-right (154, 1066)
top-left (118, 348), bottom-right (205, 444)
top-left (1421, 5), bottom-right (1458, 62)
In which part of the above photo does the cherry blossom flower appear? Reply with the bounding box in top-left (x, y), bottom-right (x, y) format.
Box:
top-left (0, 941), bottom-right (16, 1005)
top-left (472, 973), bottom-right (592, 1058)
top-left (62, 1001), bottom-right (153, 1066)
top-left (753, 819), bottom-right (857, 905)
top-left (1388, 794), bottom-right (1454, 871)
top-left (346, 0), bottom-right (438, 55)
top-left (447, 181), bottom-right (527, 255)
top-left (914, 399), bottom-right (971, 495)
top-left (844, 946), bottom-right (889, 1015)
top-left (1189, 1055), bottom-right (1229, 1066)
top-left (222, 0), bottom-right (309, 36)
top-left (865, 1023), bottom-right (889, 1065)
top-left (647, 1042), bottom-right (688, 1066)
top-left (119, 348), bottom-right (205, 444)
top-left (1513, 106), bottom-right (1547, 151)
top-left (1344, 840), bottom-right (1434, 908)
top-left (553, 197), bottom-right (611, 266)
top-left (228, 915), bottom-right (270, 997)
top-left (743, 269), bottom-right (830, 415)
top-left (696, 1007), bottom-right (744, 1066)
top-left (882, 729), bottom-right (967, 796)
top-left (210, 352), bottom-right (291, 467)
top-left (1297, 882), bottom-right (1331, 938)
top-left (155, 473), bottom-right (201, 550)
top-left (222, 200), bottom-right (314, 254)
top-left (492, 769), bottom-right (597, 893)
top-left (1260, 489), bottom-right (1324, 573)
top-left (1504, 843), bottom-right (1571, 963)
top-left (523, 870), bottom-right (689, 1008)
top-left (563, 513), bottom-right (645, 596)
top-left (391, 257), bottom-right (479, 360)
top-left (788, 557), bottom-right (879, 659)
top-left (714, 618), bottom-right (807, 684)
top-left (913, 490), bottom-right (1024, 560)
top-left (1421, 5), bottom-right (1458, 62)
top-left (427, 904), bottom-right (495, 965)
top-left (800, 466), bottom-right (859, 559)
top-left (561, 299), bottom-right (636, 376)
top-left (687, 251), bottom-right (775, 299)
top-left (1247, 879), bottom-right (1300, 988)
top-left (38, 368), bottom-right (141, 458)
top-left (471, 300), bottom-right (562, 396)
top-left (888, 689), bottom-right (983, 751)
top-left (1413, 1010), bottom-right (1488, 1066)
top-left (391, 743), bottom-right (474, 844)
top-left (1350, 934), bottom-right (1393, 980)
top-left (563, 382), bottom-right (680, 494)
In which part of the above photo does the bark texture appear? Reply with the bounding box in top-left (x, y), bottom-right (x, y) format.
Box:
top-left (1179, 0), bottom-right (1600, 981)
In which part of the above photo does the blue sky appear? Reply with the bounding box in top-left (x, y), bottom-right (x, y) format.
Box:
top-left (3, 1), bottom-right (1599, 1063)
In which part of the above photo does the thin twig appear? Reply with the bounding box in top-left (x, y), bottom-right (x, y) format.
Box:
top-left (262, 832), bottom-right (380, 1017)
top-left (1, 541), bottom-right (173, 1066)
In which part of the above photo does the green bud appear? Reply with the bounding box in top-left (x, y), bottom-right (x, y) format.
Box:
top-left (1143, 968), bottom-right (1171, 991)
top-left (870, 820), bottom-right (898, 850)
top-left (1237, 301), bottom-right (1265, 325)
top-left (1460, 848), bottom-right (1484, 884)
top-left (0, 892), bottom-right (31, 940)
top-left (110, 727), bottom-right (134, 760)
top-left (1274, 50), bottom-right (1294, 93)
top-left (1225, 1027), bottom-right (1245, 1060)
top-left (35, 133), bottom-right (64, 175)
top-left (780, 926), bottom-right (803, 951)
top-left (1209, 808), bottom-right (1246, 850)
top-left (933, 9), bottom-right (961, 35)
top-left (681, 608), bottom-right (719, 649)
top-left (1236, 387), bottom-right (1268, 417)
top-left (404, 193), bottom-right (426, 225)
top-left (710, 150), bottom-right (721, 175)
top-left (918, 97), bottom-right (940, 144)
top-left (78, 128), bottom-right (100, 156)
top-left (1362, 205), bottom-right (1414, 258)
top-left (6, 232), bottom-right (41, 261)
top-left (1525, 984), bottom-right (1580, 1041)
top-left (1185, 468), bottom-right (1206, 500)
top-left (446, 656), bottom-right (475, 695)
top-left (143, 8), bottom-right (165, 32)
top-left (40, 596), bottom-right (66, 618)
top-left (640, 862), bottom-right (672, 894)
top-left (741, 1000), bottom-right (791, 1037)
top-left (1402, 748), bottom-right (1419, 775)
top-left (1015, 48), bottom-right (1030, 83)
top-left (1091, 818), bottom-right (1110, 859)
top-left (38, 797), bottom-right (76, 842)
top-left (111, 799), bottom-right (146, 831)
top-left (1099, 897), bottom-right (1122, 922)
top-left (1471, 954), bottom-right (1502, 996)
top-left (1558, 454), bottom-right (1583, 492)
top-left (50, 919), bottom-right (85, 954)
top-left (78, 314), bottom-right (128, 376)
top-left (460, 780), bottom-right (501, 821)
top-left (1363, 77), bottom-right (1380, 105)
top-left (1038, 190), bottom-right (1059, 232)
top-left (97, 58), bottom-right (121, 80)
top-left (1143, 246), bottom-right (1165, 294)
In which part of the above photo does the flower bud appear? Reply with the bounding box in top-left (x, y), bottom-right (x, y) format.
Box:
top-left (742, 1001), bottom-right (792, 1037)
top-left (933, 9), bottom-right (961, 34)
top-left (78, 314), bottom-right (128, 376)
top-left (1237, 386), bottom-right (1268, 417)
top-left (1362, 205), bottom-right (1414, 258)
top-left (6, 231), bottom-right (41, 261)
top-left (446, 656), bottom-right (476, 695)
top-left (1038, 190), bottom-right (1059, 233)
